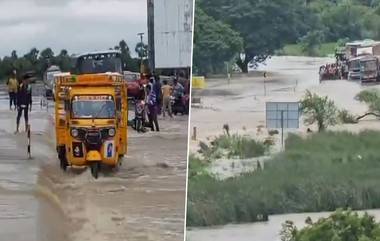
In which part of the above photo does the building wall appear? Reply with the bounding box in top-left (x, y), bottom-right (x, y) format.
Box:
top-left (153, 0), bottom-right (193, 69)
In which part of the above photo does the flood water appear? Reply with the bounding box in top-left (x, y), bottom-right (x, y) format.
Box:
top-left (0, 90), bottom-right (68, 241)
top-left (187, 210), bottom-right (380, 241)
top-left (187, 56), bottom-right (373, 241)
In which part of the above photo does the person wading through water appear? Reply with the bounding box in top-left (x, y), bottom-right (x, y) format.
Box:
top-left (6, 70), bottom-right (18, 110)
top-left (15, 73), bottom-right (32, 133)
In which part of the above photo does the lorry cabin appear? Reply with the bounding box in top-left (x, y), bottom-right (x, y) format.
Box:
top-left (360, 55), bottom-right (379, 82)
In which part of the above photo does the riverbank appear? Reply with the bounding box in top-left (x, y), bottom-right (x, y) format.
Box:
top-left (277, 42), bottom-right (337, 57)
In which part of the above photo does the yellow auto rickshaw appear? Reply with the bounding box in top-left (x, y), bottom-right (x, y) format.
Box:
top-left (54, 51), bottom-right (128, 178)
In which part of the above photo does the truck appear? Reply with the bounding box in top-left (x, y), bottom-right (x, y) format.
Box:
top-left (43, 65), bottom-right (62, 99)
top-left (360, 55), bottom-right (379, 83)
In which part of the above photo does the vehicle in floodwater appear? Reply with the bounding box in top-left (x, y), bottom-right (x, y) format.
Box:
top-left (360, 55), bottom-right (379, 83)
top-left (348, 57), bottom-right (363, 80)
top-left (43, 65), bottom-right (62, 100)
top-left (54, 50), bottom-right (128, 178)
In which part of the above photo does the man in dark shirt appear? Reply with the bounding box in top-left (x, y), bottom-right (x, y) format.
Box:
top-left (15, 73), bottom-right (32, 133)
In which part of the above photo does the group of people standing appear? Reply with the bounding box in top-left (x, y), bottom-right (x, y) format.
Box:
top-left (141, 74), bottom-right (185, 132)
top-left (6, 70), bottom-right (33, 133)
top-left (319, 63), bottom-right (344, 80)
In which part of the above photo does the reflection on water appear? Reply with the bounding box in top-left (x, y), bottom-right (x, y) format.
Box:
top-left (187, 210), bottom-right (380, 241)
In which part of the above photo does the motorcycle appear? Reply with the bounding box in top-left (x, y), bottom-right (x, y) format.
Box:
top-left (171, 95), bottom-right (187, 115)
top-left (134, 99), bottom-right (146, 132)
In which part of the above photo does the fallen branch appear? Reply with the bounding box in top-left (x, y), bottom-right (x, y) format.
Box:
top-left (356, 112), bottom-right (380, 121)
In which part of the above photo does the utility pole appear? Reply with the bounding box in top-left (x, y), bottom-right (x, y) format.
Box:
top-left (147, 0), bottom-right (155, 72)
top-left (137, 32), bottom-right (145, 74)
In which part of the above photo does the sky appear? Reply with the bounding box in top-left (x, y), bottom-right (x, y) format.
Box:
top-left (0, 0), bottom-right (147, 58)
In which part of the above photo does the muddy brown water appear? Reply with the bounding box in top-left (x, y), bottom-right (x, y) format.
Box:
top-left (187, 56), bottom-right (379, 240)
top-left (0, 95), bottom-right (68, 241)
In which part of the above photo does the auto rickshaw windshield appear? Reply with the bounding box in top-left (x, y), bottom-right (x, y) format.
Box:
top-left (71, 95), bottom-right (116, 119)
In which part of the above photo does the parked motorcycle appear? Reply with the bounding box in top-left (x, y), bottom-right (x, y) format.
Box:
top-left (171, 96), bottom-right (187, 115)
top-left (134, 99), bottom-right (146, 132)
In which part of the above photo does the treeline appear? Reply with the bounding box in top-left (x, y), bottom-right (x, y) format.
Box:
top-left (194, 0), bottom-right (380, 75)
top-left (0, 40), bottom-right (145, 82)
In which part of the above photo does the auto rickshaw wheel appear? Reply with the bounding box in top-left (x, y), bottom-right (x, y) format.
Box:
top-left (58, 147), bottom-right (68, 171)
top-left (90, 162), bottom-right (100, 179)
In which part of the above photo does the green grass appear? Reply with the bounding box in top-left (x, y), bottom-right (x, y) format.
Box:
top-left (187, 131), bottom-right (380, 227)
top-left (277, 42), bottom-right (337, 57)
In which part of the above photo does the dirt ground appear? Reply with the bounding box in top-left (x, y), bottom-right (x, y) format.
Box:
top-left (0, 90), bottom-right (188, 241)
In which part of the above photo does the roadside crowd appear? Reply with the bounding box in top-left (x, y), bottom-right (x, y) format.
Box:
top-left (319, 63), bottom-right (346, 80)
top-left (133, 73), bottom-right (190, 133)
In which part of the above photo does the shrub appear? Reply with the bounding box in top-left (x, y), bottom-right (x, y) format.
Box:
top-left (339, 109), bottom-right (358, 124)
top-left (281, 209), bottom-right (380, 241)
top-left (301, 90), bottom-right (339, 131)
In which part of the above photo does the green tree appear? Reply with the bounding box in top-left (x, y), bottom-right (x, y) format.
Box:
top-left (118, 39), bottom-right (139, 72)
top-left (55, 49), bottom-right (71, 71)
top-left (24, 48), bottom-right (39, 65)
top-left (299, 30), bottom-right (325, 56)
top-left (193, 6), bottom-right (243, 75)
top-left (134, 42), bottom-right (148, 59)
top-left (300, 90), bottom-right (339, 131)
top-left (320, 2), bottom-right (368, 41)
top-left (198, 0), bottom-right (314, 72)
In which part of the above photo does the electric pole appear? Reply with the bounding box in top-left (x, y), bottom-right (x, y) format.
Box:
top-left (137, 32), bottom-right (145, 74)
top-left (147, 0), bottom-right (155, 72)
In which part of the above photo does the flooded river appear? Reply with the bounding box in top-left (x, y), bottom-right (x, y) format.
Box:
top-left (187, 210), bottom-right (380, 241)
top-left (188, 56), bottom-right (380, 240)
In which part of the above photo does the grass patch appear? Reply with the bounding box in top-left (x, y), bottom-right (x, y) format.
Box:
top-left (199, 134), bottom-right (267, 159)
top-left (277, 42), bottom-right (336, 57)
top-left (187, 131), bottom-right (380, 227)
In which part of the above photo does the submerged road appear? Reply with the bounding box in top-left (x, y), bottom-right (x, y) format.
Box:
top-left (0, 87), bottom-right (188, 241)
top-left (0, 91), bottom-right (68, 241)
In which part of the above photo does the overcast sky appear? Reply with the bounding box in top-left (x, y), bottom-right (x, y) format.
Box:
top-left (0, 0), bottom-right (147, 58)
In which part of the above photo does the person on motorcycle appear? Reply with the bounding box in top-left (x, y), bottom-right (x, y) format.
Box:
top-left (172, 78), bottom-right (184, 99)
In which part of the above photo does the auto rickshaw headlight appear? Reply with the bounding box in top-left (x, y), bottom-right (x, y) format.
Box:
top-left (108, 128), bottom-right (115, 137)
top-left (71, 128), bottom-right (79, 138)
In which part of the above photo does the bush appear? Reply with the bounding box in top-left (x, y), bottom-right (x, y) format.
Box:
top-left (339, 109), bottom-right (358, 124)
top-left (357, 89), bottom-right (380, 112)
top-left (187, 131), bottom-right (380, 227)
top-left (200, 134), bottom-right (267, 160)
top-left (301, 90), bottom-right (339, 131)
top-left (281, 209), bottom-right (380, 241)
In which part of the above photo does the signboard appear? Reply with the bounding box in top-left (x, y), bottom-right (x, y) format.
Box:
top-left (192, 76), bottom-right (205, 89)
top-left (154, 0), bottom-right (193, 68)
top-left (266, 102), bottom-right (300, 129)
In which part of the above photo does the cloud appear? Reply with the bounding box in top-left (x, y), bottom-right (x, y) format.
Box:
top-left (0, 0), bottom-right (147, 57)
